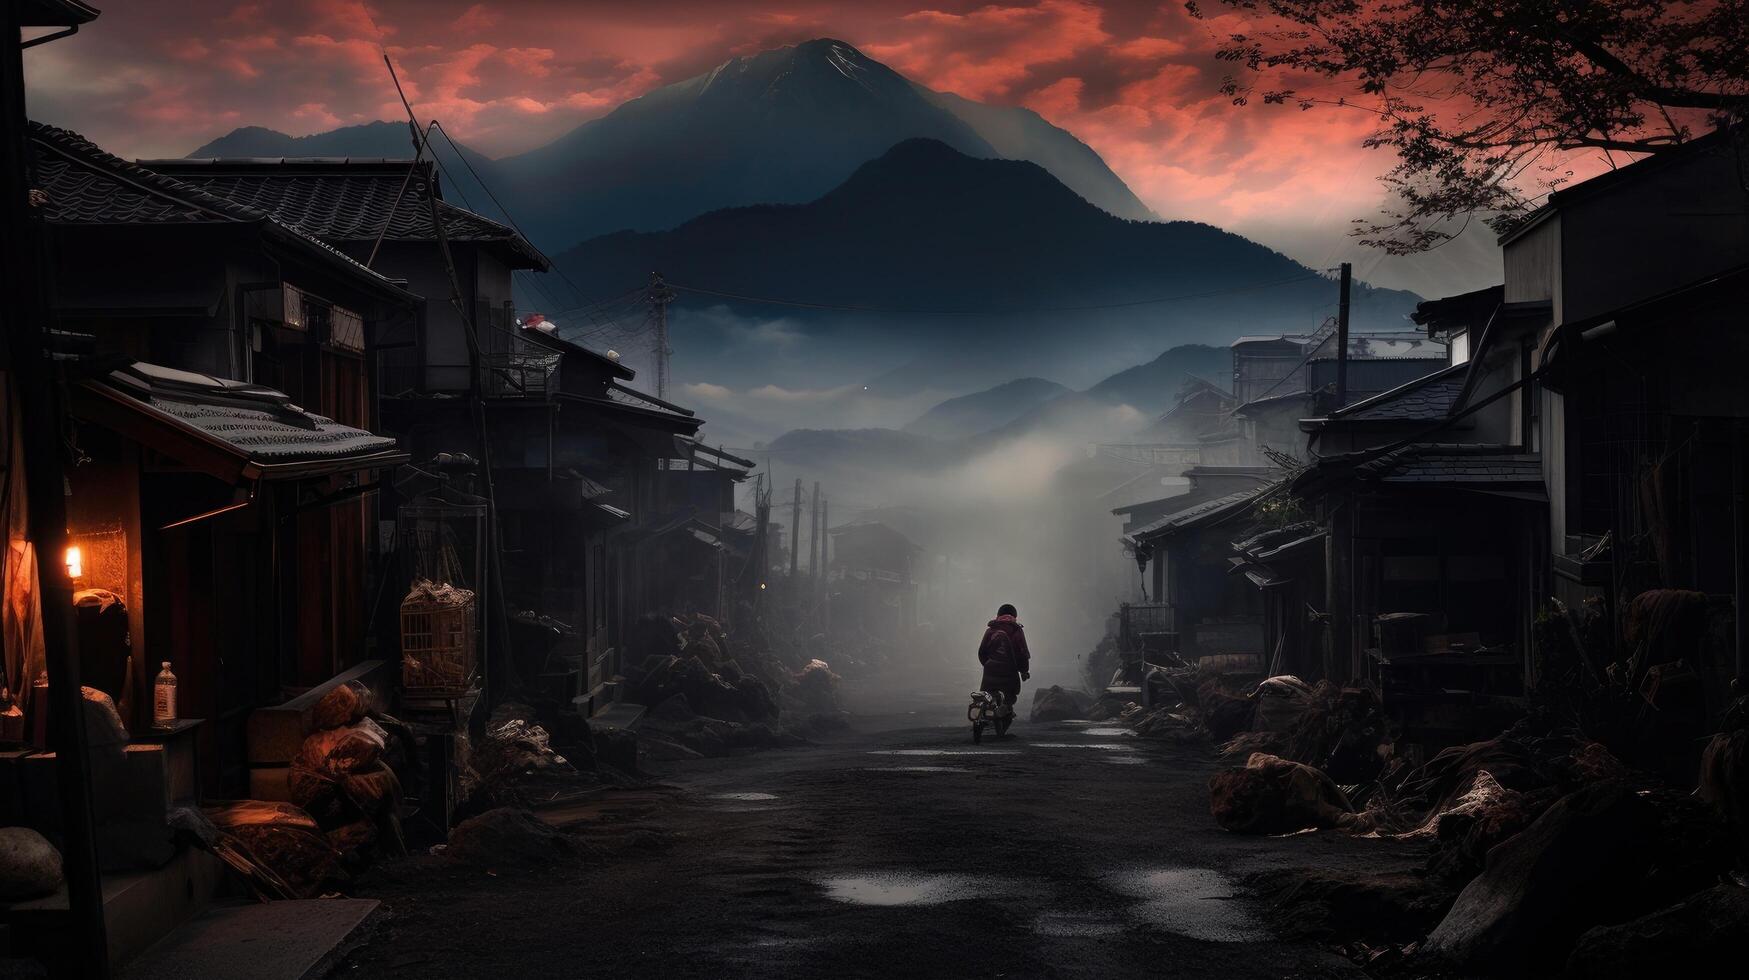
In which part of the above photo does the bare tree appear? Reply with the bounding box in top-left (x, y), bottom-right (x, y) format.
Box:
top-left (1189, 0), bottom-right (1749, 251)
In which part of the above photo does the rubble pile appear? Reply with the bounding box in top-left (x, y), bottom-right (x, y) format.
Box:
top-left (204, 800), bottom-right (345, 898)
top-left (1206, 684), bottom-right (1749, 976)
top-left (620, 611), bottom-right (841, 758)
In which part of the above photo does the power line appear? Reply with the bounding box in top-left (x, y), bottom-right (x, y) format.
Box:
top-left (663, 271), bottom-right (1332, 317)
top-left (427, 122), bottom-right (621, 332)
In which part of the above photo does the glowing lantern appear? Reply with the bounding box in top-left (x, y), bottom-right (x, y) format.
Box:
top-left (64, 545), bottom-right (82, 579)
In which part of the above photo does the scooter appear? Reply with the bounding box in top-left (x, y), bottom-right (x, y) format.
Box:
top-left (967, 691), bottom-right (1012, 743)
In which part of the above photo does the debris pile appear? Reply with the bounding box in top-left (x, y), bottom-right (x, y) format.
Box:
top-left (619, 611), bottom-right (838, 758)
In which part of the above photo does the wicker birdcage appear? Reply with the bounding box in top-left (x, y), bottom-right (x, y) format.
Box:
top-left (400, 580), bottom-right (478, 695)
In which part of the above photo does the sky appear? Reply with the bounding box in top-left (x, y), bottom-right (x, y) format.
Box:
top-left (21, 0), bottom-right (1504, 296)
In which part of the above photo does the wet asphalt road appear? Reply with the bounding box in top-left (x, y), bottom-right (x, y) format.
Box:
top-left (340, 682), bottom-right (1421, 979)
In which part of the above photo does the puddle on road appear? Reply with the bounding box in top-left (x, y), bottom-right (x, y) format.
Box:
top-left (1107, 868), bottom-right (1267, 943)
top-left (1104, 755), bottom-right (1148, 765)
top-left (862, 765), bottom-right (972, 773)
top-left (867, 749), bottom-right (1017, 756)
top-left (1028, 742), bottom-right (1139, 752)
top-left (1080, 727), bottom-right (1134, 737)
top-left (1033, 912), bottom-right (1126, 937)
top-left (711, 792), bottom-right (779, 801)
top-left (816, 873), bottom-right (995, 907)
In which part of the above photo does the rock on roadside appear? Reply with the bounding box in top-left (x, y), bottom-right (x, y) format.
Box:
top-left (0, 827), bottom-right (62, 901)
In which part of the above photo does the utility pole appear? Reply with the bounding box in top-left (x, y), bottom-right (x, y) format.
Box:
top-left (819, 495), bottom-right (829, 579)
top-left (789, 478), bottom-right (802, 583)
top-left (809, 482), bottom-right (821, 580)
top-left (1334, 261), bottom-right (1352, 408)
top-left (4, 5), bottom-right (108, 975)
top-left (646, 272), bottom-right (675, 400)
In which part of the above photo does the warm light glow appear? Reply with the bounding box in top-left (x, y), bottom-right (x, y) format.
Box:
top-left (759, 582), bottom-right (767, 591)
top-left (64, 545), bottom-right (83, 579)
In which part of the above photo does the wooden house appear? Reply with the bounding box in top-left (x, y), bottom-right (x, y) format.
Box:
top-left (25, 122), bottom-right (416, 791)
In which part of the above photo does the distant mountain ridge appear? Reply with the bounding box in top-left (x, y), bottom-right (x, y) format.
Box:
top-left (554, 138), bottom-right (1420, 390)
top-left (186, 38), bottom-right (1154, 251)
top-left (903, 377), bottom-right (1070, 439)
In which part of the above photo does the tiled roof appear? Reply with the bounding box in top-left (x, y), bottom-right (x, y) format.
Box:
top-left (142, 159), bottom-right (547, 270)
top-left (1358, 445), bottom-right (1543, 485)
top-left (30, 123), bottom-right (409, 296)
top-left (1130, 485), bottom-right (1266, 542)
top-left (1331, 363), bottom-right (1467, 422)
top-left (33, 123), bottom-right (270, 225)
top-left (79, 362), bottom-right (404, 479)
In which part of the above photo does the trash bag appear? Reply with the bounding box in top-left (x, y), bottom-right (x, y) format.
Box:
top-left (310, 681), bottom-right (369, 731)
top-left (289, 719), bottom-right (390, 820)
top-left (1209, 752), bottom-right (1357, 835)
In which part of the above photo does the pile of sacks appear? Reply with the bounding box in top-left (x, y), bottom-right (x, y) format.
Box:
top-left (285, 682), bottom-right (409, 867)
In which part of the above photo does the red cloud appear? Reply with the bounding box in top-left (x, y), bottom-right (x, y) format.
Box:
top-left (18, 0), bottom-right (1505, 292)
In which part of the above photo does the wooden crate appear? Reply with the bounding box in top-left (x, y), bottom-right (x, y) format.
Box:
top-left (400, 582), bottom-right (478, 696)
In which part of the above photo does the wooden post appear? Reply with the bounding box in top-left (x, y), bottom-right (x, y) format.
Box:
top-left (2, 7), bottom-right (108, 972)
top-left (1335, 262), bottom-right (1352, 407)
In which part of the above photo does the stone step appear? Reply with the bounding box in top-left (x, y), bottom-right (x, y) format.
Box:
top-left (118, 899), bottom-right (380, 980)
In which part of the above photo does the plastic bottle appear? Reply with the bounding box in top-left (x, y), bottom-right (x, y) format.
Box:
top-left (153, 661), bottom-right (177, 728)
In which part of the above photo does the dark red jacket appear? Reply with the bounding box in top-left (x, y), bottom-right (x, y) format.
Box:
top-left (978, 616), bottom-right (1031, 684)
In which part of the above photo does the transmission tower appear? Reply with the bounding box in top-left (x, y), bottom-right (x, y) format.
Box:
top-left (645, 272), bottom-right (676, 399)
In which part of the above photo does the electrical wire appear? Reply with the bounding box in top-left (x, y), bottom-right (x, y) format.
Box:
top-left (428, 122), bottom-right (621, 330)
top-left (662, 271), bottom-right (1333, 317)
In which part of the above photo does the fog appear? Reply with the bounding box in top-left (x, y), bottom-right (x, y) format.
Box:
top-left (731, 414), bottom-right (1170, 698)
top-left (635, 303), bottom-right (1212, 700)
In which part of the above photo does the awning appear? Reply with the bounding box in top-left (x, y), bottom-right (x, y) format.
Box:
top-left (71, 361), bottom-right (407, 484)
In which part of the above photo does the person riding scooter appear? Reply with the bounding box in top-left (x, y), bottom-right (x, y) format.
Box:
top-left (976, 603), bottom-right (1031, 736)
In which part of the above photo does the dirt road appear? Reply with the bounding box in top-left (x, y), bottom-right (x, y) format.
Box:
top-left (339, 682), bottom-right (1422, 979)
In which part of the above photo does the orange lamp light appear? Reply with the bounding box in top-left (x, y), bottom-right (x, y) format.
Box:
top-left (64, 545), bottom-right (82, 579)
